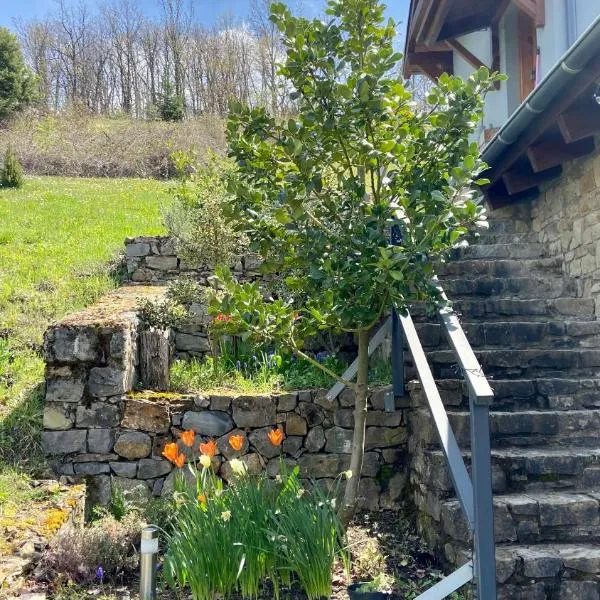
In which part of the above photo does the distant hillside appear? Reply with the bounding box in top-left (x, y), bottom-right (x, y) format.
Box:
top-left (0, 109), bottom-right (226, 179)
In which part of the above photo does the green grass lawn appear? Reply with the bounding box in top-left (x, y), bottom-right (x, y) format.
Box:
top-left (0, 176), bottom-right (168, 468)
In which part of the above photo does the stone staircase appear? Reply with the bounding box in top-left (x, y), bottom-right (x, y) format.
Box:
top-left (406, 218), bottom-right (600, 599)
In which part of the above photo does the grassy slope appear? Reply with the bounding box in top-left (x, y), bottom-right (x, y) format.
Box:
top-left (0, 176), bottom-right (167, 468)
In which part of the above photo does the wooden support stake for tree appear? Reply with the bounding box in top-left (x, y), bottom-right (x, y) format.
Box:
top-left (140, 328), bottom-right (171, 391)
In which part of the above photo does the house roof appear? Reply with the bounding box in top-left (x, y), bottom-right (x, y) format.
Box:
top-left (481, 14), bottom-right (600, 208)
top-left (403, 0), bottom-right (513, 79)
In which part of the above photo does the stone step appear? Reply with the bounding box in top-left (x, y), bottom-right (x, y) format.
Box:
top-left (423, 446), bottom-right (600, 494)
top-left (467, 232), bottom-right (542, 245)
top-left (485, 219), bottom-right (530, 235)
top-left (423, 348), bottom-right (600, 379)
top-left (438, 257), bottom-right (561, 279)
top-left (412, 408), bottom-right (600, 448)
top-left (442, 491), bottom-right (600, 545)
top-left (441, 276), bottom-right (580, 300)
top-left (410, 297), bottom-right (596, 322)
top-left (493, 544), bottom-right (600, 598)
top-left (413, 319), bottom-right (600, 350)
top-left (451, 243), bottom-right (550, 260)
top-left (407, 378), bottom-right (600, 412)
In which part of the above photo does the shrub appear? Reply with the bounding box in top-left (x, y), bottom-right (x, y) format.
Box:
top-left (1, 147), bottom-right (24, 188)
top-left (166, 276), bottom-right (205, 306)
top-left (163, 151), bottom-right (246, 267)
top-left (137, 297), bottom-right (190, 331)
top-left (42, 512), bottom-right (141, 585)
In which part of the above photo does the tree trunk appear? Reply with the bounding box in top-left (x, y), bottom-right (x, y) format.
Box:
top-left (341, 328), bottom-right (370, 525)
top-left (140, 328), bottom-right (170, 391)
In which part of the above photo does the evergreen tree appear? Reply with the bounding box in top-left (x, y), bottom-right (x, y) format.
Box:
top-left (0, 28), bottom-right (37, 121)
top-left (1, 147), bottom-right (24, 188)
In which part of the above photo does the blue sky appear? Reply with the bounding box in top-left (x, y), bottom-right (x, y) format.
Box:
top-left (0, 0), bottom-right (410, 33)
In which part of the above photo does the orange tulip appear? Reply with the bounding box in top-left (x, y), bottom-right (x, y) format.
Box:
top-left (180, 429), bottom-right (196, 448)
top-left (174, 453), bottom-right (186, 468)
top-left (228, 434), bottom-right (244, 452)
top-left (162, 442), bottom-right (179, 464)
top-left (268, 428), bottom-right (285, 446)
top-left (199, 439), bottom-right (218, 457)
top-left (197, 493), bottom-right (207, 504)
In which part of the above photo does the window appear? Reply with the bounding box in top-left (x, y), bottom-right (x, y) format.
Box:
top-left (518, 9), bottom-right (538, 101)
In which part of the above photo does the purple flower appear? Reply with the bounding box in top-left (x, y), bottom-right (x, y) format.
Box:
top-left (235, 360), bottom-right (241, 370)
top-left (316, 351), bottom-right (329, 362)
top-left (96, 566), bottom-right (105, 581)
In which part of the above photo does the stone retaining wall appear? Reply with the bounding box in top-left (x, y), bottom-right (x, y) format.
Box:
top-left (531, 147), bottom-right (600, 313)
top-left (125, 235), bottom-right (262, 284)
top-left (42, 286), bottom-right (407, 510)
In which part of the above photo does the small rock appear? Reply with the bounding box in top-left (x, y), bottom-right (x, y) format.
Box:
top-left (43, 405), bottom-right (74, 430)
top-left (42, 430), bottom-right (87, 455)
top-left (285, 413), bottom-right (307, 436)
top-left (277, 392), bottom-right (298, 412)
top-left (114, 432), bottom-right (152, 459)
top-left (110, 461), bottom-right (138, 478)
top-left (305, 426), bottom-right (326, 452)
top-left (233, 396), bottom-right (276, 428)
top-left (87, 428), bottom-right (116, 453)
top-left (182, 410), bottom-right (234, 436)
top-left (137, 458), bottom-right (172, 479)
top-left (76, 402), bottom-right (120, 428)
top-left (121, 399), bottom-right (170, 433)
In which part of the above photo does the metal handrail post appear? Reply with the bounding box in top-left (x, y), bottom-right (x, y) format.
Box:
top-left (391, 308), bottom-right (405, 397)
top-left (469, 392), bottom-right (497, 599)
top-left (391, 223), bottom-right (405, 397)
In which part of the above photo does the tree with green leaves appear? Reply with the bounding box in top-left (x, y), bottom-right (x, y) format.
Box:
top-left (209, 0), bottom-right (502, 521)
top-left (0, 28), bottom-right (37, 121)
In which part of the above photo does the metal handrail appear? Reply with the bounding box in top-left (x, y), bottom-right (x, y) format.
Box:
top-left (323, 286), bottom-right (497, 599)
top-left (409, 284), bottom-right (497, 600)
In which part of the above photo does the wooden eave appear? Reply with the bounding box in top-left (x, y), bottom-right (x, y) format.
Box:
top-left (403, 0), bottom-right (512, 79)
top-left (483, 68), bottom-right (600, 209)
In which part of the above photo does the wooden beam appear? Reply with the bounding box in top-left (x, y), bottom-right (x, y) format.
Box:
top-left (527, 136), bottom-right (595, 172)
top-left (485, 54), bottom-right (600, 183)
top-left (438, 14), bottom-right (492, 42)
top-left (484, 180), bottom-right (541, 210)
top-left (405, 51), bottom-right (454, 80)
top-left (515, 0), bottom-right (546, 26)
top-left (514, 0), bottom-right (538, 22)
top-left (492, 0), bottom-right (513, 24)
top-left (491, 23), bottom-right (501, 89)
top-left (415, 42), bottom-right (452, 53)
top-left (502, 164), bottom-right (562, 195)
top-left (558, 100), bottom-right (600, 143)
top-left (447, 39), bottom-right (486, 70)
top-left (535, 0), bottom-right (546, 27)
top-left (423, 0), bottom-right (451, 46)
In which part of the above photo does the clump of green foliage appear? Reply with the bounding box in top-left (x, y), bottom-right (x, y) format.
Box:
top-left (1, 147), bottom-right (24, 188)
top-left (137, 297), bottom-right (190, 331)
top-left (209, 0), bottom-right (503, 519)
top-left (166, 276), bottom-right (205, 306)
top-left (169, 342), bottom-right (391, 394)
top-left (0, 27), bottom-right (37, 120)
top-left (164, 151), bottom-right (246, 267)
top-left (164, 461), bottom-right (348, 600)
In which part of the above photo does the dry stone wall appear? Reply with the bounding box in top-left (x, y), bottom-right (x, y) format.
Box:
top-left (42, 285), bottom-right (407, 510)
top-left (125, 235), bottom-right (262, 285)
top-left (531, 147), bottom-right (600, 313)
